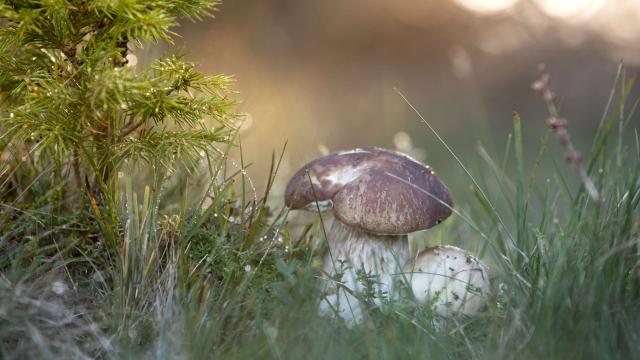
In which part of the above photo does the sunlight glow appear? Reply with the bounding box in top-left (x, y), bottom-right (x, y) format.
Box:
top-left (534, 0), bottom-right (605, 21)
top-left (588, 0), bottom-right (640, 48)
top-left (453, 0), bottom-right (520, 14)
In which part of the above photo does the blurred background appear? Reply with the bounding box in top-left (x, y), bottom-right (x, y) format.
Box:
top-left (169, 0), bottom-right (639, 208)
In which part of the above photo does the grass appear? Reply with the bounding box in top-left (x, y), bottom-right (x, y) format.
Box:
top-left (1, 68), bottom-right (639, 359)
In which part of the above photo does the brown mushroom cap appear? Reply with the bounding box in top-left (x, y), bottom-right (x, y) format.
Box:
top-left (285, 147), bottom-right (453, 235)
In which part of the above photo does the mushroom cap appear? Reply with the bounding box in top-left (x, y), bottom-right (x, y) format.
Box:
top-left (284, 147), bottom-right (453, 234)
top-left (404, 245), bottom-right (492, 317)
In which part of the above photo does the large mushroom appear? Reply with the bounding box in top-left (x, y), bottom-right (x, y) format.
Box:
top-left (284, 147), bottom-right (453, 323)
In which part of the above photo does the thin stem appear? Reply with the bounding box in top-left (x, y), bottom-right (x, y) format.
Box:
top-left (531, 64), bottom-right (600, 203)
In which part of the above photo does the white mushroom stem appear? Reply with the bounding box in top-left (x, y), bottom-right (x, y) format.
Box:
top-left (317, 214), bottom-right (410, 324)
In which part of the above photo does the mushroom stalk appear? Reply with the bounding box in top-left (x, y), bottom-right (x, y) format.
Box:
top-left (318, 214), bottom-right (409, 323)
top-left (284, 147), bottom-right (454, 324)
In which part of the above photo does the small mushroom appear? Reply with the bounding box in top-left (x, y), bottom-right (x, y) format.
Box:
top-left (404, 245), bottom-right (491, 317)
top-left (285, 147), bottom-right (453, 323)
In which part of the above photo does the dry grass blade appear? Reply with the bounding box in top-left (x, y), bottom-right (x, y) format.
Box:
top-left (531, 64), bottom-right (600, 203)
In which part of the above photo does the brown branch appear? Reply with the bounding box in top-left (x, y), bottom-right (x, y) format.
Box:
top-left (531, 64), bottom-right (600, 203)
top-left (62, 43), bottom-right (78, 65)
top-left (73, 147), bottom-right (82, 191)
top-left (120, 118), bottom-right (145, 137)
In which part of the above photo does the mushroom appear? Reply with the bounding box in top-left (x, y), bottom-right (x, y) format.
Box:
top-left (284, 147), bottom-right (453, 323)
top-left (404, 245), bottom-right (491, 317)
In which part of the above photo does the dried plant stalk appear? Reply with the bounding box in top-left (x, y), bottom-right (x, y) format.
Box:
top-left (531, 64), bottom-right (600, 203)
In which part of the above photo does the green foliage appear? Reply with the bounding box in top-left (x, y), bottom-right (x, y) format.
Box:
top-left (0, 3), bottom-right (639, 359)
top-left (0, 0), bottom-right (234, 215)
top-left (110, 68), bottom-right (638, 359)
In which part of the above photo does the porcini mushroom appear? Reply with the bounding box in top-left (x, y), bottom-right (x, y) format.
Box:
top-left (404, 245), bottom-right (491, 317)
top-left (285, 147), bottom-right (453, 323)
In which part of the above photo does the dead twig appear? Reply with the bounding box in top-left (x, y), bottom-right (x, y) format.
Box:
top-left (531, 64), bottom-right (600, 203)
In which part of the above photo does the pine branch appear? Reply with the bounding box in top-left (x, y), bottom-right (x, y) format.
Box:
top-left (0, 0), bottom-right (236, 215)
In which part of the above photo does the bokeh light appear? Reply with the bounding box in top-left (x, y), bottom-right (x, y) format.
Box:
top-left (534, 0), bottom-right (605, 22)
top-left (587, 0), bottom-right (640, 48)
top-left (239, 112), bottom-right (254, 131)
top-left (125, 54), bottom-right (137, 67)
top-left (176, 0), bottom-right (640, 197)
top-left (393, 131), bottom-right (412, 152)
top-left (453, 0), bottom-right (520, 14)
